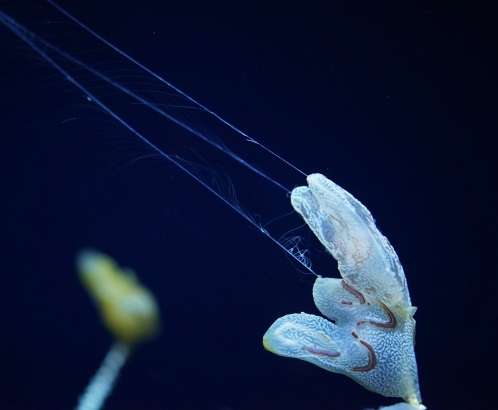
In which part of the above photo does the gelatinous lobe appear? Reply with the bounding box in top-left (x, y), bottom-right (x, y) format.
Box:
top-left (263, 174), bottom-right (422, 407)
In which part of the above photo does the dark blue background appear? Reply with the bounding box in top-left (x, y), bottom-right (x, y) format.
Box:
top-left (1, 1), bottom-right (496, 409)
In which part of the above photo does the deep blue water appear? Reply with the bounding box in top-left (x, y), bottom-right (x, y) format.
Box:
top-left (0, 1), bottom-right (496, 409)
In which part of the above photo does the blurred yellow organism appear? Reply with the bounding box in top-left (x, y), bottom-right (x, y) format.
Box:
top-left (75, 249), bottom-right (160, 410)
top-left (77, 249), bottom-right (160, 346)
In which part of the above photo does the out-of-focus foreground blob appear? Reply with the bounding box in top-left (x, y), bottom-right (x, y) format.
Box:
top-left (264, 174), bottom-right (424, 409)
top-left (77, 249), bottom-right (160, 346)
top-left (76, 249), bottom-right (161, 410)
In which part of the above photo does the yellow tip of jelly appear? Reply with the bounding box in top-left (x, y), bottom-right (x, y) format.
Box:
top-left (77, 249), bottom-right (160, 346)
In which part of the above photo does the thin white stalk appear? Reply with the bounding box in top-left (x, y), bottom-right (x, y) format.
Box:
top-left (76, 342), bottom-right (131, 410)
